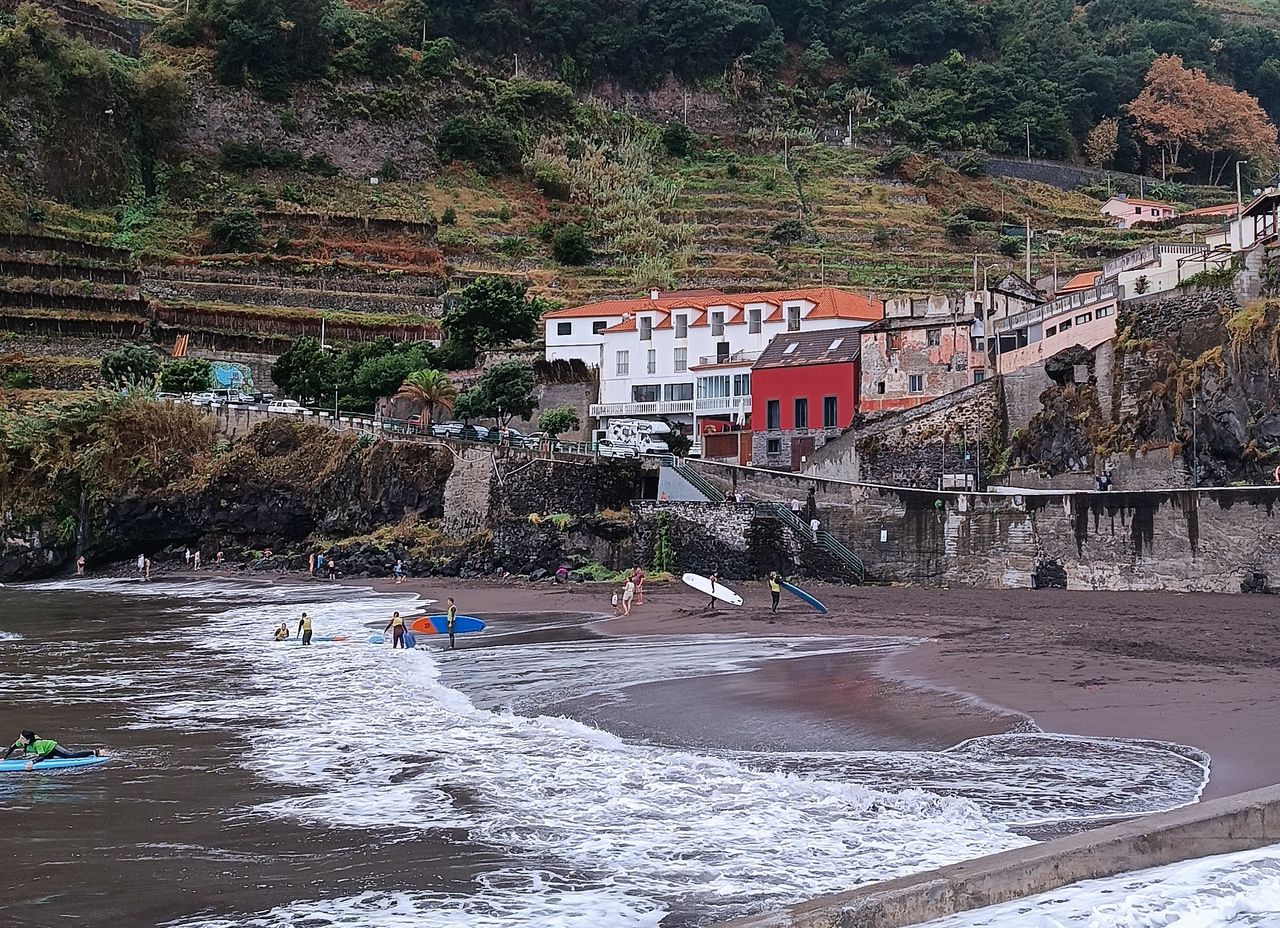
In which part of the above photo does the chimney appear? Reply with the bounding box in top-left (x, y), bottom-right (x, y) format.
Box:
top-left (650, 289), bottom-right (660, 301)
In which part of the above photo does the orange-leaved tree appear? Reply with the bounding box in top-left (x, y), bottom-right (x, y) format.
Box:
top-left (1127, 55), bottom-right (1278, 183)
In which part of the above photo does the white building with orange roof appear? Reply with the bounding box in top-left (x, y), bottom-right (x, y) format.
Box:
top-left (543, 287), bottom-right (883, 437)
top-left (1100, 195), bottom-right (1177, 229)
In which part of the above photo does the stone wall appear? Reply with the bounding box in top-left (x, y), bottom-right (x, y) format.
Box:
top-left (1119, 285), bottom-right (1234, 349)
top-left (143, 279), bottom-right (440, 317)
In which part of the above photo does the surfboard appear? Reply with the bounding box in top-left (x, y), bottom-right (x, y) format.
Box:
top-left (410, 615), bottom-right (487, 635)
top-left (402, 630), bottom-right (417, 648)
top-left (681, 572), bottom-right (743, 606)
top-left (368, 634), bottom-right (385, 644)
top-left (0, 754), bottom-right (108, 772)
top-left (779, 580), bottom-right (828, 614)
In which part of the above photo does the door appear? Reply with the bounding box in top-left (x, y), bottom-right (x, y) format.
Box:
top-left (791, 436), bottom-right (815, 472)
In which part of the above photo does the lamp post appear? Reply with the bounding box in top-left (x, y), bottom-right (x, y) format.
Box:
top-left (1191, 393), bottom-right (1198, 487)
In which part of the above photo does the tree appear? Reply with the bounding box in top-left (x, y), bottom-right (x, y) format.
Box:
top-left (436, 116), bottom-right (522, 174)
top-left (455, 360), bottom-right (537, 424)
top-left (551, 224), bottom-right (593, 265)
top-left (131, 61), bottom-right (188, 196)
top-left (271, 337), bottom-right (334, 405)
top-left (441, 277), bottom-right (552, 361)
top-left (208, 208), bottom-right (263, 253)
top-left (202, 0), bottom-right (336, 100)
top-left (395, 369), bottom-right (457, 425)
top-left (538, 404), bottom-right (580, 438)
top-left (1127, 55), bottom-right (1278, 180)
top-left (660, 123), bottom-right (696, 158)
top-left (1085, 118), bottom-right (1120, 169)
top-left (159, 358), bottom-right (213, 393)
top-left (101, 346), bottom-right (161, 388)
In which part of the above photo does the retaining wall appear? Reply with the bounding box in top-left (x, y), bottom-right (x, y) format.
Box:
top-left (717, 783), bottom-right (1280, 928)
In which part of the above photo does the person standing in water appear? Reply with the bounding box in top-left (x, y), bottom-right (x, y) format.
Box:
top-left (384, 611), bottom-right (407, 649)
top-left (445, 598), bottom-right (458, 650)
top-left (273, 622), bottom-right (290, 641)
top-left (4, 731), bottom-right (100, 765)
top-left (768, 571), bottom-right (781, 615)
top-left (297, 611), bottom-right (313, 645)
top-left (75, 555), bottom-right (85, 576)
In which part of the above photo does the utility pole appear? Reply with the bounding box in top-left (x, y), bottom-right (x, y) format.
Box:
top-left (514, 53), bottom-right (519, 78)
top-left (847, 108), bottom-right (853, 147)
top-left (1024, 215), bottom-right (1032, 283)
top-left (1236, 160), bottom-right (1246, 250)
top-left (683, 92), bottom-right (689, 126)
top-left (1191, 394), bottom-right (1199, 487)
top-left (1025, 122), bottom-right (1031, 162)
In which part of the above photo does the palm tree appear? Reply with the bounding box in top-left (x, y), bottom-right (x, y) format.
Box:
top-left (395, 368), bottom-right (457, 428)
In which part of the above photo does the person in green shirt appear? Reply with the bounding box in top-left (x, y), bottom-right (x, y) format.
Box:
top-left (4, 730), bottom-right (100, 764)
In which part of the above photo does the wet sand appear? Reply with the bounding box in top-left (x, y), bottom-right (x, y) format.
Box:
top-left (343, 575), bottom-right (1280, 801)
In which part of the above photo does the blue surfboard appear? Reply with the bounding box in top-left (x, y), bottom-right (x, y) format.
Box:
top-left (368, 634), bottom-right (385, 644)
top-left (403, 630), bottom-right (417, 648)
top-left (779, 581), bottom-right (828, 614)
top-left (0, 754), bottom-right (108, 772)
top-left (411, 615), bottom-right (486, 635)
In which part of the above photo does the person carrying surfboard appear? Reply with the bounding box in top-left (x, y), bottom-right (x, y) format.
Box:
top-left (445, 598), bottom-right (458, 650)
top-left (297, 612), bottom-right (313, 645)
top-left (4, 731), bottom-right (100, 765)
top-left (384, 611), bottom-right (407, 649)
top-left (705, 568), bottom-right (721, 610)
top-left (768, 572), bottom-right (781, 615)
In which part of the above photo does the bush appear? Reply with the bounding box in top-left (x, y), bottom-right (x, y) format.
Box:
top-left (496, 79), bottom-right (575, 121)
top-left (871, 224), bottom-right (890, 248)
top-left (417, 37), bottom-right (457, 79)
top-left (279, 108), bottom-right (301, 132)
top-left (440, 206), bottom-right (457, 225)
top-left (4, 370), bottom-right (35, 388)
top-left (551, 224), bottom-right (593, 265)
top-left (956, 151), bottom-right (987, 177)
top-left (998, 236), bottom-right (1022, 258)
top-left (160, 357), bottom-right (213, 393)
top-left (531, 162), bottom-right (571, 200)
top-left (660, 123), bottom-right (696, 158)
top-left (944, 213), bottom-right (975, 241)
top-left (538, 404), bottom-right (581, 438)
top-left (499, 235), bottom-right (532, 259)
top-left (725, 159), bottom-right (741, 179)
top-left (768, 218), bottom-right (815, 245)
top-left (209, 208), bottom-right (263, 252)
top-left (873, 144), bottom-right (912, 175)
top-left (379, 156), bottom-right (400, 180)
top-left (436, 116), bottom-right (522, 175)
top-left (101, 345), bottom-right (161, 388)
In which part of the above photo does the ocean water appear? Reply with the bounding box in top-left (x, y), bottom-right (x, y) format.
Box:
top-left (1, 580), bottom-right (1217, 927)
top-left (918, 844), bottom-right (1280, 927)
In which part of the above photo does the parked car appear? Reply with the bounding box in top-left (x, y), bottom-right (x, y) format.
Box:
top-left (458, 423), bottom-right (491, 442)
top-left (188, 392), bottom-right (218, 407)
top-left (225, 391), bottom-right (257, 406)
top-left (596, 439), bottom-right (639, 459)
top-left (154, 392), bottom-right (182, 403)
top-left (431, 421), bottom-right (465, 438)
top-left (267, 400), bottom-right (304, 415)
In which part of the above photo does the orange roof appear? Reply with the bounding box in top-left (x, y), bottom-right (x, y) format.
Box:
top-left (602, 317), bottom-right (637, 333)
top-left (1057, 270), bottom-right (1101, 294)
top-left (1106, 196), bottom-right (1174, 210)
top-left (544, 287), bottom-right (883, 325)
top-left (1184, 203), bottom-right (1238, 218)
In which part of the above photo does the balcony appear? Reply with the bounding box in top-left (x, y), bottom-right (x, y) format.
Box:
top-left (589, 400), bottom-right (694, 417)
top-left (695, 349), bottom-right (761, 367)
top-left (695, 394), bottom-right (752, 414)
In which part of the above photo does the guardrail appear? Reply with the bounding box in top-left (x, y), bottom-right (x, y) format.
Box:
top-left (755, 501), bottom-right (865, 583)
top-left (995, 282), bottom-right (1119, 333)
top-left (660, 455), bottom-right (726, 501)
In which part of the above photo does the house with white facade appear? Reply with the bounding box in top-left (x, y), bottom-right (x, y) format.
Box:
top-left (1100, 195), bottom-right (1177, 229)
top-left (542, 287), bottom-right (883, 442)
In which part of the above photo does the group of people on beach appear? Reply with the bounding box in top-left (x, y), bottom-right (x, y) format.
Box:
top-left (612, 567), bottom-right (646, 615)
top-left (271, 598), bottom-right (463, 650)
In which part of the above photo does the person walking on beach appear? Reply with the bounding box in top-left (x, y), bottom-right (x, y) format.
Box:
top-left (384, 611), bottom-right (407, 648)
top-left (393, 560), bottom-right (405, 584)
top-left (326, 558), bottom-right (338, 581)
top-left (193, 550), bottom-right (202, 571)
top-left (75, 555), bottom-right (85, 576)
top-left (297, 612), bottom-right (313, 645)
top-left (445, 598), bottom-right (458, 650)
top-left (184, 548), bottom-right (192, 569)
top-left (308, 553), bottom-right (316, 577)
top-left (622, 576), bottom-right (636, 616)
top-left (706, 568), bottom-right (721, 610)
top-left (632, 566), bottom-right (645, 605)
top-left (136, 553), bottom-right (146, 578)
top-left (768, 572), bottom-right (781, 615)
top-left (5, 731), bottom-right (101, 766)
top-left (143, 557), bottom-right (152, 581)
top-left (611, 589), bottom-right (621, 615)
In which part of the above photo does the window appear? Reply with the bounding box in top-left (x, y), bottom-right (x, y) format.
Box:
top-left (749, 308), bottom-right (762, 333)
top-left (794, 397), bottom-right (809, 428)
top-left (632, 384), bottom-right (660, 403)
top-left (766, 400), bottom-right (780, 430)
top-left (639, 316), bottom-right (652, 341)
top-left (1096, 306), bottom-right (1112, 318)
top-left (592, 320), bottom-right (607, 334)
top-left (698, 375), bottom-right (730, 399)
top-left (674, 347), bottom-right (687, 372)
top-left (711, 311), bottom-right (725, 336)
top-left (1059, 319), bottom-right (1072, 332)
top-left (556, 321), bottom-right (572, 336)
top-left (926, 327), bottom-right (941, 347)
top-left (908, 374), bottom-right (924, 394)
top-left (1134, 206), bottom-right (1142, 215)
top-left (1045, 325), bottom-right (1057, 337)
top-left (1075, 313), bottom-right (1092, 325)
top-left (888, 332), bottom-right (904, 351)
top-left (970, 337), bottom-right (984, 352)
top-left (786, 305), bottom-right (801, 332)
top-left (828, 337), bottom-right (843, 350)
top-left (876, 380), bottom-right (886, 395)
top-left (647, 349), bottom-right (656, 375)
top-left (823, 396), bottom-right (838, 428)
top-left (783, 342), bottom-right (798, 355)
top-left (616, 351), bottom-right (629, 376)
top-left (664, 382), bottom-right (693, 402)
top-left (733, 373), bottom-right (751, 396)
top-left (767, 438), bottom-right (781, 454)
top-left (716, 342), bottom-right (730, 363)
top-left (675, 314), bottom-right (688, 338)
top-left (973, 370), bottom-right (985, 384)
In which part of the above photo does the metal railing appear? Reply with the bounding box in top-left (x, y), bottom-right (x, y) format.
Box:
top-left (995, 282), bottom-right (1119, 333)
top-left (589, 400), bottom-right (695, 416)
top-left (755, 501), bottom-right (866, 583)
top-left (661, 455), bottom-right (725, 502)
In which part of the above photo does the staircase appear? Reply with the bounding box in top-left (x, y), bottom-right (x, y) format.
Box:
top-left (755, 501), bottom-right (865, 584)
top-left (662, 455), bottom-right (725, 502)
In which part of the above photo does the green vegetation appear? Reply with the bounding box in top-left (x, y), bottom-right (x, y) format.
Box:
top-left (551, 224), bottom-right (593, 266)
top-left (100, 346), bottom-right (161, 388)
top-left (208, 209), bottom-right (264, 253)
top-left (455, 360), bottom-right (538, 424)
top-left (394, 369), bottom-right (457, 425)
top-left (159, 358), bottom-right (214, 393)
top-left (538, 405), bottom-right (581, 439)
top-left (440, 277), bottom-right (551, 364)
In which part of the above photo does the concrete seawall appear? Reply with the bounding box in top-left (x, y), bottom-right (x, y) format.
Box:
top-left (716, 784), bottom-right (1280, 928)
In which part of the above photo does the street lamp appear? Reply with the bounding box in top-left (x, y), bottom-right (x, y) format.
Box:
top-left (1191, 393), bottom-right (1198, 487)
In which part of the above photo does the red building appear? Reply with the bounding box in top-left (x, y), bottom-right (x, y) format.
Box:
top-left (750, 329), bottom-right (861, 470)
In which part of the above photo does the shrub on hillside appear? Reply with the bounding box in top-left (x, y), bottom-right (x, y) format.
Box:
top-left (160, 358), bottom-right (214, 393)
top-left (944, 213), bottom-right (974, 241)
top-left (956, 150), bottom-right (987, 177)
top-left (101, 345), bottom-right (161, 388)
top-left (552, 224), bottom-right (593, 265)
top-left (209, 208), bottom-right (263, 253)
top-left (436, 116), bottom-right (522, 175)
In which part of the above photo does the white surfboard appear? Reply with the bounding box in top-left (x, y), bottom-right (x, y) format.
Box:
top-left (681, 572), bottom-right (743, 606)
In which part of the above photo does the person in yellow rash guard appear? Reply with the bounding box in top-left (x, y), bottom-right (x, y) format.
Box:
top-left (4, 730), bottom-right (99, 765)
top-left (273, 622), bottom-right (290, 641)
top-left (768, 572), bottom-right (781, 615)
top-left (297, 612), bottom-right (313, 645)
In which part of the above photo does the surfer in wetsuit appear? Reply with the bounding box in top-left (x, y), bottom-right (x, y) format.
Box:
top-left (384, 611), bottom-right (407, 649)
top-left (768, 572), bottom-right (781, 615)
top-left (445, 598), bottom-right (457, 650)
top-left (4, 731), bottom-right (100, 764)
top-left (297, 612), bottom-right (313, 645)
top-left (273, 622), bottom-right (290, 641)
top-left (706, 568), bottom-right (721, 610)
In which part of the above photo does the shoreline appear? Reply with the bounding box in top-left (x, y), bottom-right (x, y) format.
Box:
top-left (34, 568), bottom-right (1280, 801)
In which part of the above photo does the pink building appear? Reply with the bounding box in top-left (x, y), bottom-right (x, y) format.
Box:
top-left (1100, 195), bottom-right (1177, 229)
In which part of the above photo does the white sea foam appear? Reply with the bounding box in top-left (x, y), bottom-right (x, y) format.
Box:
top-left (0, 630), bottom-right (21, 641)
top-left (917, 843), bottom-right (1280, 927)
